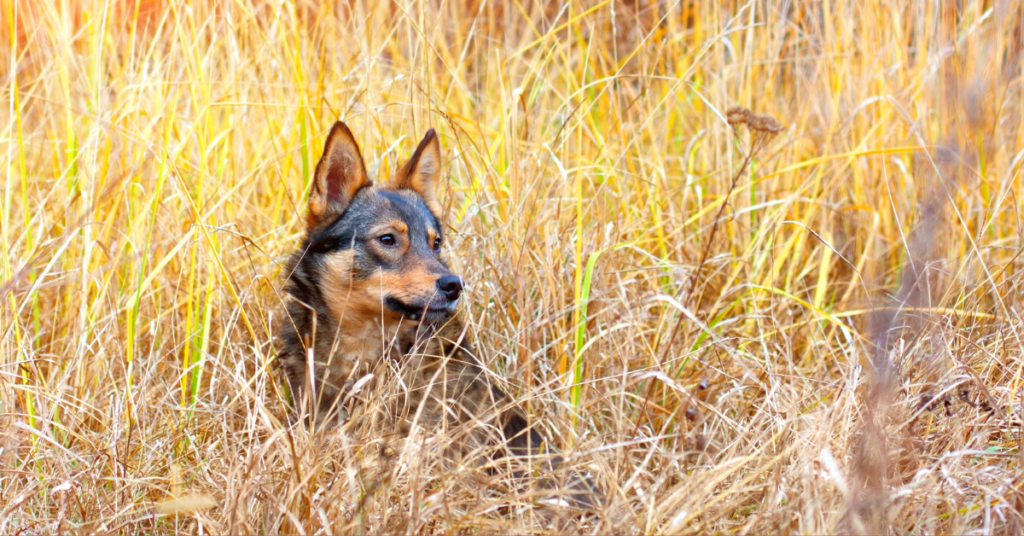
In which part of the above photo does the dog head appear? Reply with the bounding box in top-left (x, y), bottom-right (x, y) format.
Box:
top-left (294, 121), bottom-right (461, 325)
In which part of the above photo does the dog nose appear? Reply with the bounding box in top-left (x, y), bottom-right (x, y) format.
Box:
top-left (437, 275), bottom-right (463, 301)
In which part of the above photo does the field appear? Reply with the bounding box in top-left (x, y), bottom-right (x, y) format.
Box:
top-left (2, 0), bottom-right (1023, 533)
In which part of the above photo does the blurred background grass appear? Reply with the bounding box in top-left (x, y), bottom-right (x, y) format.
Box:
top-left (1, 0), bottom-right (1023, 533)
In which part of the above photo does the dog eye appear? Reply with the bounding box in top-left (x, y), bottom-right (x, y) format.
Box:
top-left (378, 234), bottom-right (396, 246)
top-left (432, 238), bottom-right (441, 251)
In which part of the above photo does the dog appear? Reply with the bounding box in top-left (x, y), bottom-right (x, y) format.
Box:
top-left (275, 121), bottom-right (598, 509)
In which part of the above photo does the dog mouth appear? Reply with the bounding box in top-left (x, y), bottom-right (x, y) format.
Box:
top-left (384, 297), bottom-right (457, 321)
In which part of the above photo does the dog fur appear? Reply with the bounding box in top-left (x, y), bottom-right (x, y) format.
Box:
top-left (275, 121), bottom-right (597, 508)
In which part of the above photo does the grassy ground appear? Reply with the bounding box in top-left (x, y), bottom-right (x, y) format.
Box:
top-left (2, 0), bottom-right (1023, 533)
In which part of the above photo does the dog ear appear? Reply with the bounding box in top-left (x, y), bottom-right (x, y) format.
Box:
top-left (307, 121), bottom-right (369, 231)
top-left (385, 128), bottom-right (443, 218)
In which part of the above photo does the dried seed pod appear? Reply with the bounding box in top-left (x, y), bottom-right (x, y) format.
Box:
top-left (747, 112), bottom-right (784, 135)
top-left (725, 106), bottom-right (784, 147)
top-left (726, 106), bottom-right (751, 127)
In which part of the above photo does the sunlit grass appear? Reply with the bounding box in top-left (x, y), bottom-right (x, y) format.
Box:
top-left (1, 0), bottom-right (1023, 533)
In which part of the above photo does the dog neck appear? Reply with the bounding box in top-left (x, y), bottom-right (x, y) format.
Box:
top-left (309, 303), bottom-right (421, 365)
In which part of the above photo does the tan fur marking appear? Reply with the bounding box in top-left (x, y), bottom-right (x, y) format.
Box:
top-left (316, 253), bottom-right (422, 392)
top-left (320, 251), bottom-right (358, 321)
top-left (320, 253), bottom-right (435, 327)
top-left (369, 222), bottom-right (410, 246)
top-left (380, 267), bottom-right (439, 305)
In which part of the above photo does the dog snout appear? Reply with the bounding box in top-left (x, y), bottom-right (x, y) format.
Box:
top-left (436, 275), bottom-right (463, 302)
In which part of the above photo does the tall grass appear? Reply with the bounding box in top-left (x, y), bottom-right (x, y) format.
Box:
top-left (1, 0), bottom-right (1023, 533)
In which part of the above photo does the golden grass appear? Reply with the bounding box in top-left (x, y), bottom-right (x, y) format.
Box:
top-left (2, 0), bottom-right (1023, 533)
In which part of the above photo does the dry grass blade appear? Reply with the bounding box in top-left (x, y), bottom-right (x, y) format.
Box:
top-left (156, 494), bottom-right (218, 515)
